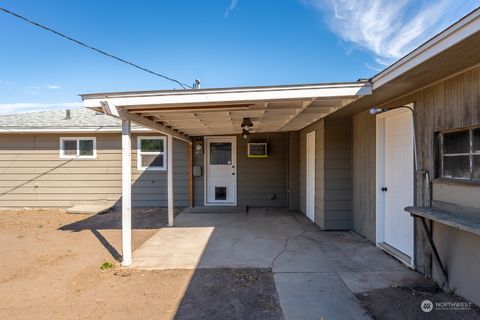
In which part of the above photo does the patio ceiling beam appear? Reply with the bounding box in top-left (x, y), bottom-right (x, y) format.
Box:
top-left (278, 100), bottom-right (315, 131)
top-left (131, 104), bottom-right (252, 113)
top-left (99, 101), bottom-right (192, 143)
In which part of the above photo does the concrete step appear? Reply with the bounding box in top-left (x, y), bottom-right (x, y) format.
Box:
top-left (182, 206), bottom-right (248, 214)
top-left (66, 204), bottom-right (113, 215)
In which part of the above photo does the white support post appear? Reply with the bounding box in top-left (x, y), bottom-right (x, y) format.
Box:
top-left (167, 134), bottom-right (174, 227)
top-left (121, 120), bottom-right (132, 266)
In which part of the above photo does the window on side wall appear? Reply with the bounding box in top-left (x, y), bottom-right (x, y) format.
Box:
top-left (137, 136), bottom-right (167, 171)
top-left (438, 127), bottom-right (480, 181)
top-left (59, 137), bottom-right (96, 159)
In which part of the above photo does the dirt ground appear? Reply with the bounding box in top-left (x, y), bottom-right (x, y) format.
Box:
top-left (357, 285), bottom-right (480, 320)
top-left (0, 209), bottom-right (283, 320)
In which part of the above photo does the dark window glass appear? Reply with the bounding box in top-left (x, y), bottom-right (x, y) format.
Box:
top-left (215, 187), bottom-right (227, 200)
top-left (79, 140), bottom-right (94, 156)
top-left (443, 155), bottom-right (470, 179)
top-left (141, 139), bottom-right (163, 152)
top-left (443, 131), bottom-right (470, 154)
top-left (210, 143), bottom-right (232, 165)
top-left (473, 128), bottom-right (480, 153)
top-left (63, 140), bottom-right (77, 156)
top-left (141, 154), bottom-right (164, 168)
top-left (473, 155), bottom-right (480, 180)
top-left (249, 144), bottom-right (267, 156)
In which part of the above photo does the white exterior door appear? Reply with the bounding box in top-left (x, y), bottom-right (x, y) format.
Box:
top-left (306, 131), bottom-right (316, 222)
top-left (382, 110), bottom-right (414, 258)
top-left (205, 136), bottom-right (236, 205)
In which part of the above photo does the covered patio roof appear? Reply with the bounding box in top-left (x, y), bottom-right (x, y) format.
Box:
top-left (80, 81), bottom-right (371, 266)
top-left (81, 81), bottom-right (371, 141)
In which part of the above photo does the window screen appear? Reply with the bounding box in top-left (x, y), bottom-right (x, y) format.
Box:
top-left (79, 140), bottom-right (94, 156)
top-left (60, 138), bottom-right (95, 159)
top-left (62, 140), bottom-right (77, 156)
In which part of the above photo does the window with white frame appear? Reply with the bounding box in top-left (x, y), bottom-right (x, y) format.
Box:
top-left (59, 137), bottom-right (96, 159)
top-left (439, 127), bottom-right (480, 181)
top-left (137, 136), bottom-right (167, 171)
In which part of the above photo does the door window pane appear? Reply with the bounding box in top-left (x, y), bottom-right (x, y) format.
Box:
top-left (210, 143), bottom-right (232, 165)
top-left (443, 130), bottom-right (469, 154)
top-left (443, 155), bottom-right (470, 179)
top-left (215, 187), bottom-right (227, 200)
top-left (79, 140), bottom-right (94, 156)
top-left (63, 140), bottom-right (77, 156)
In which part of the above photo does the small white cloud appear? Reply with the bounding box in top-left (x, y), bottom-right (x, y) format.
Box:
top-left (0, 102), bottom-right (82, 115)
top-left (26, 84), bottom-right (61, 95)
top-left (224, 0), bottom-right (238, 17)
top-left (0, 80), bottom-right (13, 85)
top-left (303, 0), bottom-right (480, 66)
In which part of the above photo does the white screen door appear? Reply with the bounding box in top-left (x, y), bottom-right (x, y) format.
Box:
top-left (205, 137), bottom-right (236, 205)
top-left (306, 131), bottom-right (316, 222)
top-left (383, 110), bottom-right (414, 258)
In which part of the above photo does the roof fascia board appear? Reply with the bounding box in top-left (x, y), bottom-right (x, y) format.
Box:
top-left (372, 8), bottom-right (480, 90)
top-left (80, 82), bottom-right (371, 100)
top-left (83, 83), bottom-right (372, 109)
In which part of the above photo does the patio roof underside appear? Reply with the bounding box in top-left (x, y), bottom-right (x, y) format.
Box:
top-left (83, 82), bottom-right (371, 139)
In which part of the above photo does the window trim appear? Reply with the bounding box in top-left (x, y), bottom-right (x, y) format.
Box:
top-left (439, 127), bottom-right (480, 181)
top-left (137, 136), bottom-right (167, 171)
top-left (59, 137), bottom-right (97, 160)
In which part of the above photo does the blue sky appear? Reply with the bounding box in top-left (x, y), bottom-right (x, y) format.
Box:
top-left (0, 0), bottom-right (478, 114)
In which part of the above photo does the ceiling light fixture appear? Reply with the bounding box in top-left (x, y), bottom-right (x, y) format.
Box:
top-left (241, 117), bottom-right (253, 139)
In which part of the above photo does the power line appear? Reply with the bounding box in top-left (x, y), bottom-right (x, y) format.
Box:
top-left (0, 6), bottom-right (192, 89)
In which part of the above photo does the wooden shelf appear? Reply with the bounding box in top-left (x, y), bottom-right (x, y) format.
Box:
top-left (405, 206), bottom-right (480, 236)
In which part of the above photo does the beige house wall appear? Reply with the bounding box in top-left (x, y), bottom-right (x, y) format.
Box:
top-left (0, 133), bottom-right (189, 208)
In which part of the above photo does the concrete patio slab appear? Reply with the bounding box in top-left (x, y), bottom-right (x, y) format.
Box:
top-left (274, 272), bottom-right (372, 320)
top-left (338, 270), bottom-right (430, 294)
top-left (132, 208), bottom-right (304, 269)
top-left (132, 227), bottom-right (214, 269)
top-left (131, 208), bottom-right (428, 319)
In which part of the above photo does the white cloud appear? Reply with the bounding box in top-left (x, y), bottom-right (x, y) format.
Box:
top-left (0, 102), bottom-right (82, 115)
top-left (0, 80), bottom-right (13, 85)
top-left (303, 0), bottom-right (480, 65)
top-left (224, 0), bottom-right (238, 17)
top-left (26, 84), bottom-right (61, 95)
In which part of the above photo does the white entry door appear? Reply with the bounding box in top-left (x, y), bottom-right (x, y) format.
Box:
top-left (306, 131), bottom-right (316, 222)
top-left (381, 110), bottom-right (414, 259)
top-left (205, 136), bottom-right (237, 205)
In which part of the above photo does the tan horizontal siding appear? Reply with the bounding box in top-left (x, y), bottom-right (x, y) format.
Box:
top-left (0, 133), bottom-right (189, 208)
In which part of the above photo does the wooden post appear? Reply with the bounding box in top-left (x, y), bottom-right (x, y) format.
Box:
top-left (121, 120), bottom-right (132, 266)
top-left (188, 142), bottom-right (194, 208)
top-left (167, 134), bottom-right (174, 227)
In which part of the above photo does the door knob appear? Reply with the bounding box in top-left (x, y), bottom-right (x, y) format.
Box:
top-left (381, 187), bottom-right (388, 192)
